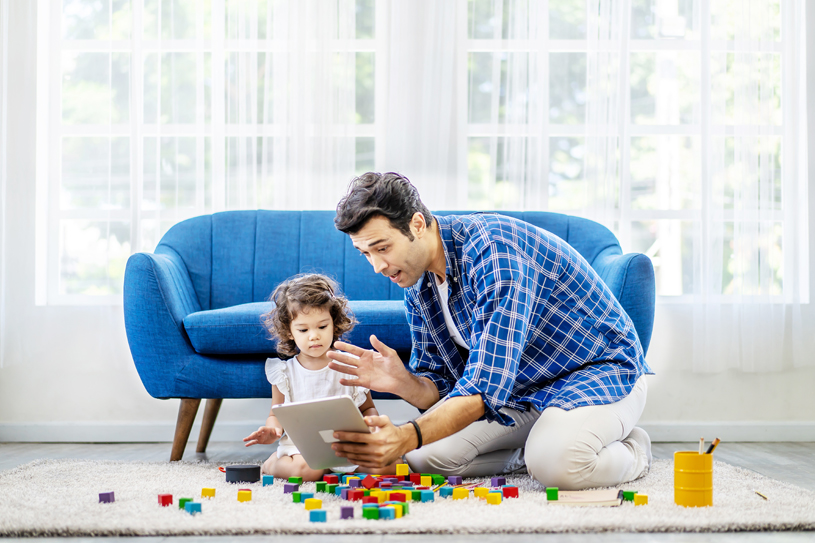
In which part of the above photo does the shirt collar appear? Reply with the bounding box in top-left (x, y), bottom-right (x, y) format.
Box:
top-left (419, 215), bottom-right (460, 290)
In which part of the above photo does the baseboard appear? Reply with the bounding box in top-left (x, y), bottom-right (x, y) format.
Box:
top-left (1, 421), bottom-right (814, 443)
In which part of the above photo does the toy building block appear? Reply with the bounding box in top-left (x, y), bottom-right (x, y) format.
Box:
top-left (201, 488), bottom-right (216, 499)
top-left (284, 483), bottom-right (299, 494)
top-left (363, 496), bottom-right (379, 504)
top-left (487, 493), bottom-right (502, 505)
top-left (448, 476), bottom-right (463, 485)
top-left (178, 497), bottom-right (193, 509)
top-left (410, 473), bottom-right (423, 485)
top-left (439, 486), bottom-right (454, 498)
top-left (184, 501), bottom-right (202, 515)
top-left (340, 506), bottom-right (354, 519)
top-left (545, 487), bottom-right (558, 501)
top-left (158, 494), bottom-right (173, 507)
top-left (491, 476), bottom-right (506, 487)
top-left (389, 492), bottom-right (407, 503)
top-left (396, 463), bottom-right (410, 476)
top-left (361, 475), bottom-right (379, 489)
top-left (300, 492), bottom-right (315, 502)
top-left (349, 478), bottom-right (361, 488)
top-left (288, 476), bottom-right (304, 485)
top-left (452, 487), bottom-right (469, 500)
top-left (326, 484), bottom-right (338, 494)
top-left (420, 489), bottom-right (435, 503)
top-left (292, 492), bottom-right (302, 503)
top-left (309, 509), bottom-right (327, 523)
top-left (315, 481), bottom-right (327, 493)
top-left (431, 474), bottom-right (445, 485)
top-left (502, 486), bottom-right (520, 499)
top-left (340, 488), bottom-right (350, 500)
top-left (363, 506), bottom-right (380, 520)
top-left (99, 491), bottom-right (115, 503)
top-left (386, 501), bottom-right (409, 516)
top-left (623, 490), bottom-right (638, 502)
top-left (363, 489), bottom-right (372, 497)
top-left (304, 498), bottom-right (322, 510)
top-left (237, 490), bottom-right (252, 502)
top-left (383, 504), bottom-right (402, 519)
top-left (262, 475), bottom-right (274, 486)
top-left (335, 485), bottom-right (348, 496)
top-left (420, 476), bottom-right (432, 487)
top-left (348, 489), bottom-right (365, 501)
top-left (380, 482), bottom-right (392, 489)
top-left (379, 506), bottom-right (396, 520)
top-left (634, 494), bottom-right (649, 506)
top-left (474, 487), bottom-right (489, 499)
top-left (324, 474), bottom-right (340, 485)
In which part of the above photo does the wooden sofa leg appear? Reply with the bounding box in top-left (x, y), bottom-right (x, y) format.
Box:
top-left (171, 398), bottom-right (201, 461)
top-left (196, 398), bottom-right (223, 453)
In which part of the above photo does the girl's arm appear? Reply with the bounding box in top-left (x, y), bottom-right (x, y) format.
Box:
top-left (243, 385), bottom-right (286, 446)
top-left (358, 391), bottom-right (379, 418)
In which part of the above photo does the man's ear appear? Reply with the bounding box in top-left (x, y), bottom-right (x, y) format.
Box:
top-left (411, 212), bottom-right (428, 238)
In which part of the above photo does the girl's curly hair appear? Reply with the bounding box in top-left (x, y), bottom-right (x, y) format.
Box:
top-left (262, 274), bottom-right (356, 358)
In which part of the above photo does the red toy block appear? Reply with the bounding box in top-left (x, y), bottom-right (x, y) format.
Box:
top-left (361, 475), bottom-right (379, 490)
top-left (323, 474), bottom-right (340, 485)
top-left (502, 486), bottom-right (519, 499)
top-left (348, 489), bottom-right (365, 501)
top-left (362, 496), bottom-right (379, 504)
top-left (389, 492), bottom-right (407, 503)
top-left (392, 475), bottom-right (405, 482)
top-left (158, 494), bottom-right (173, 507)
top-left (410, 473), bottom-right (423, 485)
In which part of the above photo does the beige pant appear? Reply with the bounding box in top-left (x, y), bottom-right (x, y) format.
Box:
top-left (405, 376), bottom-right (649, 490)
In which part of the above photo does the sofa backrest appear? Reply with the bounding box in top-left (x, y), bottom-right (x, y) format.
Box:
top-left (155, 210), bottom-right (622, 311)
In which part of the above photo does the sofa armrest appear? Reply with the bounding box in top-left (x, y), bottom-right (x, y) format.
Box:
top-left (591, 250), bottom-right (656, 355)
top-left (123, 251), bottom-right (203, 398)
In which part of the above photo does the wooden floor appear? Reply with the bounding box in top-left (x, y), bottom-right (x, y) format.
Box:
top-left (2, 441), bottom-right (814, 542)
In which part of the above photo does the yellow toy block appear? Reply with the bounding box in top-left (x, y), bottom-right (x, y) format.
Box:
top-left (201, 488), bottom-right (215, 499)
top-left (634, 493), bottom-right (648, 506)
top-left (370, 491), bottom-right (387, 504)
top-left (383, 504), bottom-right (402, 518)
top-left (396, 464), bottom-right (410, 476)
top-left (452, 487), bottom-right (469, 500)
top-left (421, 476), bottom-right (432, 487)
top-left (487, 493), bottom-right (502, 505)
top-left (237, 490), bottom-right (252, 502)
top-left (304, 498), bottom-right (322, 510)
top-left (473, 487), bottom-right (489, 499)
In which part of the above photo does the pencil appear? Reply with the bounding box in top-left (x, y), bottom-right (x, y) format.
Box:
top-left (699, 437), bottom-right (705, 454)
top-left (754, 490), bottom-right (768, 500)
top-left (705, 437), bottom-right (721, 454)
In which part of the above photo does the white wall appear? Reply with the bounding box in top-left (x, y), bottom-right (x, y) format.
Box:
top-left (1, 2), bottom-right (814, 444)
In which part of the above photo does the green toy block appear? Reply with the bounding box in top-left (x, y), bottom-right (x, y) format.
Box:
top-left (288, 476), bottom-right (304, 485)
top-left (364, 489), bottom-right (371, 496)
top-left (178, 497), bottom-right (193, 509)
top-left (292, 492), bottom-right (302, 503)
top-left (411, 490), bottom-right (422, 502)
top-left (316, 481), bottom-right (326, 493)
top-left (431, 474), bottom-right (445, 485)
top-left (623, 490), bottom-right (638, 502)
top-left (363, 506), bottom-right (380, 520)
top-left (326, 484), bottom-right (338, 494)
top-left (546, 487), bottom-right (559, 501)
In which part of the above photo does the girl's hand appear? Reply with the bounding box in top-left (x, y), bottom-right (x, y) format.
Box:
top-left (327, 335), bottom-right (409, 394)
top-left (243, 426), bottom-right (283, 447)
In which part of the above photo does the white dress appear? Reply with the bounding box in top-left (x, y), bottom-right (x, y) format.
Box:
top-left (266, 355), bottom-right (368, 472)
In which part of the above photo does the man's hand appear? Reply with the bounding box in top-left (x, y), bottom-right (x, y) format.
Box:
top-left (331, 415), bottom-right (415, 468)
top-left (327, 335), bottom-right (410, 394)
top-left (243, 426), bottom-right (283, 447)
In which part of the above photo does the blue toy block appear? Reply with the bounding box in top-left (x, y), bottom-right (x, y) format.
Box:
top-left (379, 507), bottom-right (396, 520)
top-left (439, 486), bottom-right (454, 498)
top-left (309, 509), bottom-right (327, 523)
top-left (184, 502), bottom-right (202, 515)
top-left (262, 475), bottom-right (274, 486)
top-left (420, 489), bottom-right (435, 502)
top-left (300, 492), bottom-right (315, 501)
top-left (335, 485), bottom-right (348, 496)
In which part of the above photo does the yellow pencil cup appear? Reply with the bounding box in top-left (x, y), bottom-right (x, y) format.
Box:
top-left (674, 451), bottom-right (713, 507)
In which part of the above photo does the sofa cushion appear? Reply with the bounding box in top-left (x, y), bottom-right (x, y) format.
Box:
top-left (183, 300), bottom-right (411, 355)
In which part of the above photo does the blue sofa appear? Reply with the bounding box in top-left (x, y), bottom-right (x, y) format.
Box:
top-left (123, 210), bottom-right (655, 460)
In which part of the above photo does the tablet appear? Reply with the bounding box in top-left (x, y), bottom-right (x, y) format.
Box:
top-left (271, 395), bottom-right (372, 470)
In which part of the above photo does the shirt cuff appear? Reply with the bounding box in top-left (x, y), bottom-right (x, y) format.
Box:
top-left (447, 378), bottom-right (515, 426)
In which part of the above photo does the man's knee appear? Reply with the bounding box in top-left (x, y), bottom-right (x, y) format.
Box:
top-left (405, 445), bottom-right (467, 476)
top-left (525, 427), bottom-right (598, 490)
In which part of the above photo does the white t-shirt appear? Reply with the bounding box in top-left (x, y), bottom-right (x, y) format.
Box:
top-left (436, 277), bottom-right (468, 349)
top-left (266, 355), bottom-right (367, 470)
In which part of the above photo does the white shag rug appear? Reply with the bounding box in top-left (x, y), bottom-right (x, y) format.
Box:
top-left (1, 458), bottom-right (814, 536)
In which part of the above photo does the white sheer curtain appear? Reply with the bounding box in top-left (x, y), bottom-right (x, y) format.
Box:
top-left (0, 0), bottom-right (9, 367)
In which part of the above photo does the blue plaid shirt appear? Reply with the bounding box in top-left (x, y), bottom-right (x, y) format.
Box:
top-left (405, 213), bottom-right (652, 425)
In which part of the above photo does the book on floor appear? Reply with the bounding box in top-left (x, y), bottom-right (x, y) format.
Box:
top-left (548, 489), bottom-right (624, 507)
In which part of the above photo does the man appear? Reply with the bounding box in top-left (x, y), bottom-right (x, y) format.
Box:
top-left (327, 172), bottom-right (653, 489)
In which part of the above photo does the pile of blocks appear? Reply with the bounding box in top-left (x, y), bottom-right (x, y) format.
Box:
top-left (287, 465), bottom-right (521, 522)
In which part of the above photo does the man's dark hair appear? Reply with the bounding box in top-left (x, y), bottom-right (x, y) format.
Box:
top-left (334, 172), bottom-right (434, 241)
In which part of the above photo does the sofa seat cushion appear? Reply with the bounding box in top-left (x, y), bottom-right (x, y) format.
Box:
top-left (183, 300), bottom-right (411, 355)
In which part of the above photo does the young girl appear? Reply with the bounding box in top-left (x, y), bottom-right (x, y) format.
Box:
top-left (243, 273), bottom-right (396, 480)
